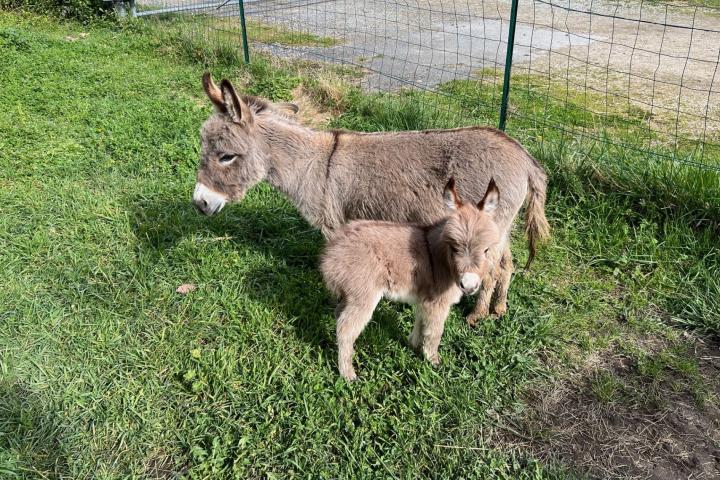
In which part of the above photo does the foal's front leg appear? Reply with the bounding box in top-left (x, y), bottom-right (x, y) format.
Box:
top-left (417, 301), bottom-right (451, 365)
top-left (466, 274), bottom-right (498, 327)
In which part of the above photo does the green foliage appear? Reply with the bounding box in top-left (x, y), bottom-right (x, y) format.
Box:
top-left (1, 0), bottom-right (109, 21)
top-left (245, 59), bottom-right (300, 101)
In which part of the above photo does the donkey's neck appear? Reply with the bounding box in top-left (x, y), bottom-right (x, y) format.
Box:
top-left (258, 119), bottom-right (336, 229)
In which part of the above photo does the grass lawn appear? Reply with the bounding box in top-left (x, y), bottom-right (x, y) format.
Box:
top-left (1, 10), bottom-right (718, 479)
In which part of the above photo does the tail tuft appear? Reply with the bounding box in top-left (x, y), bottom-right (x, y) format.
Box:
top-left (524, 166), bottom-right (551, 270)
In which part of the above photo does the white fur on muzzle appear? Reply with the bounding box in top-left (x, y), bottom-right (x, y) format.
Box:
top-left (460, 272), bottom-right (480, 294)
top-left (193, 182), bottom-right (228, 215)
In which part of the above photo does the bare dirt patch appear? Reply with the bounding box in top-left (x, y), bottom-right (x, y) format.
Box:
top-left (499, 336), bottom-right (720, 479)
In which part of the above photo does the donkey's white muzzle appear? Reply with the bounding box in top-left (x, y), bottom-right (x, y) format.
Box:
top-left (460, 272), bottom-right (480, 295)
top-left (193, 182), bottom-right (227, 216)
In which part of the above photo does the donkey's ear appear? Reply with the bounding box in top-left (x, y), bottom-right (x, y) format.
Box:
top-left (478, 178), bottom-right (500, 214)
top-left (275, 102), bottom-right (299, 114)
top-left (203, 72), bottom-right (225, 112)
top-left (443, 177), bottom-right (462, 210)
top-left (220, 79), bottom-right (254, 126)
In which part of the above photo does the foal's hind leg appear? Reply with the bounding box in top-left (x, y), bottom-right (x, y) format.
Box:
top-left (490, 245), bottom-right (514, 317)
top-left (335, 294), bottom-right (381, 381)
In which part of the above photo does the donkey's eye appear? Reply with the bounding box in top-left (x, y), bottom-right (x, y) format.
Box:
top-left (218, 154), bottom-right (236, 164)
top-left (484, 247), bottom-right (490, 254)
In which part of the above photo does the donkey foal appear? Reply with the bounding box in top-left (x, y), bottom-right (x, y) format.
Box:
top-left (321, 179), bottom-right (501, 381)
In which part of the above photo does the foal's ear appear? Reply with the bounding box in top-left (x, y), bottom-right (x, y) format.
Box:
top-left (478, 178), bottom-right (500, 214)
top-left (275, 102), bottom-right (299, 114)
top-left (219, 79), bottom-right (254, 127)
top-left (443, 177), bottom-right (462, 210)
top-left (203, 72), bottom-right (225, 112)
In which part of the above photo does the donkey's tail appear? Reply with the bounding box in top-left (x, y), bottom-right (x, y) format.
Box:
top-left (524, 163), bottom-right (551, 270)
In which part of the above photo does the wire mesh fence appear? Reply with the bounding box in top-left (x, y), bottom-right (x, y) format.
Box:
top-left (135, 0), bottom-right (720, 171)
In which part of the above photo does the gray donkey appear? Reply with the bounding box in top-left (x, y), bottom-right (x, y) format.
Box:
top-left (321, 178), bottom-right (501, 380)
top-left (193, 73), bottom-right (549, 324)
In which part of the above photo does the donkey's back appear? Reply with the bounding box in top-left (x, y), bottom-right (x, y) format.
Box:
top-left (327, 126), bottom-right (549, 263)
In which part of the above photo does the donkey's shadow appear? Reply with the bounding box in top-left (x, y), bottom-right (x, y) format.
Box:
top-left (129, 195), bottom-right (407, 355)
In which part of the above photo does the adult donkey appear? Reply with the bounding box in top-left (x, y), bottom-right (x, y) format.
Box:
top-left (193, 73), bottom-right (549, 324)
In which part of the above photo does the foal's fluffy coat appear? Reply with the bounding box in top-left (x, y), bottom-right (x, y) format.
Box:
top-left (321, 179), bottom-right (501, 380)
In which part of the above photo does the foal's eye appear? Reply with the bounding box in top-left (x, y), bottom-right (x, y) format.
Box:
top-left (484, 247), bottom-right (490, 254)
top-left (218, 154), bottom-right (236, 164)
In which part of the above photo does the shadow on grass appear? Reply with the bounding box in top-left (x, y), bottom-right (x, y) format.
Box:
top-left (0, 381), bottom-right (68, 477)
top-left (128, 193), bottom-right (409, 357)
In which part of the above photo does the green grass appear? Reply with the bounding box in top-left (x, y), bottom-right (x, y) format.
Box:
top-left (644, 0), bottom-right (720, 9)
top-left (1, 10), bottom-right (718, 479)
top-left (245, 19), bottom-right (339, 47)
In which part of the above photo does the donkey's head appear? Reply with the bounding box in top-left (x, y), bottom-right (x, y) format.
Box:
top-left (193, 73), bottom-right (299, 215)
top-left (441, 178), bottom-right (501, 295)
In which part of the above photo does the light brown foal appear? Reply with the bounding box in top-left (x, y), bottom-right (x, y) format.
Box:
top-left (320, 179), bottom-right (502, 380)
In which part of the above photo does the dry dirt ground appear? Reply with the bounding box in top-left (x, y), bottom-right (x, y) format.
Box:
top-left (498, 334), bottom-right (720, 479)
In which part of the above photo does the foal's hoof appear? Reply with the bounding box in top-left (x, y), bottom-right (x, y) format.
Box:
top-left (341, 371), bottom-right (358, 382)
top-left (339, 365), bottom-right (358, 382)
top-left (466, 311), bottom-right (486, 327)
top-left (424, 352), bottom-right (441, 366)
top-left (492, 303), bottom-right (507, 317)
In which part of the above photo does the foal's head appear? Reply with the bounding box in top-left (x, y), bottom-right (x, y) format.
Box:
top-left (192, 73), bottom-right (299, 215)
top-left (441, 178), bottom-right (501, 295)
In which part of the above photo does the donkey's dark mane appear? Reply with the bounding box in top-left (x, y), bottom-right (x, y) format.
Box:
top-left (240, 95), bottom-right (272, 114)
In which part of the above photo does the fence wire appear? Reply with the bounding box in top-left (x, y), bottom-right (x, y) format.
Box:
top-left (136, 0), bottom-right (720, 171)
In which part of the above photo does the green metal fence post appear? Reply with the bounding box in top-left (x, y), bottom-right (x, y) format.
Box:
top-left (498, 0), bottom-right (519, 131)
top-left (238, 0), bottom-right (250, 64)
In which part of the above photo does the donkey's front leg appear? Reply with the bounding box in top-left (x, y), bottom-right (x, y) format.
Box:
top-left (419, 301), bottom-right (451, 365)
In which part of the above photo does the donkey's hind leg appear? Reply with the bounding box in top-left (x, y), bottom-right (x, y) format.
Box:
top-left (335, 294), bottom-right (381, 381)
top-left (490, 245), bottom-right (514, 317)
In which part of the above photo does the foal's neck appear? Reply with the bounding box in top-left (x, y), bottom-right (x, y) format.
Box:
top-left (423, 219), bottom-right (454, 286)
